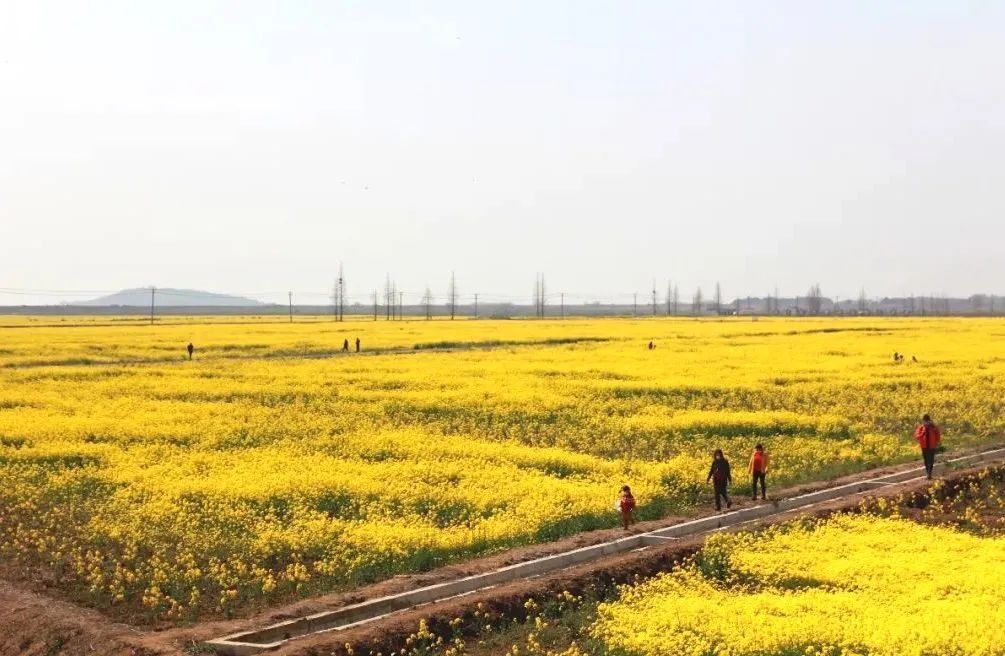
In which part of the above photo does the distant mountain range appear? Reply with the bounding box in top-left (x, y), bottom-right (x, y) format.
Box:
top-left (75, 288), bottom-right (265, 307)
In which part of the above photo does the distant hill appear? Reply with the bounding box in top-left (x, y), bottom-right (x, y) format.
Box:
top-left (75, 288), bottom-right (265, 307)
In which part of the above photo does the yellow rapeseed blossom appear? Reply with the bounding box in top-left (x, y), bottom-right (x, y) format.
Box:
top-left (0, 316), bottom-right (1002, 618)
top-left (593, 514), bottom-right (1005, 655)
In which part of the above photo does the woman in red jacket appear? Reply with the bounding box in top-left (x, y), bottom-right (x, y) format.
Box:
top-left (915, 414), bottom-right (942, 480)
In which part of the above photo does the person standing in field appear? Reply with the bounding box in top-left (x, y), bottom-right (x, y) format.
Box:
top-left (617, 485), bottom-right (636, 530)
top-left (342, 338), bottom-right (350, 352)
top-left (355, 337), bottom-right (361, 353)
top-left (915, 414), bottom-right (942, 480)
top-left (186, 342), bottom-right (194, 360)
top-left (707, 449), bottom-right (732, 510)
top-left (749, 443), bottom-right (769, 500)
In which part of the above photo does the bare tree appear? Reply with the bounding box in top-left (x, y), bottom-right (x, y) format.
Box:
top-left (971, 294), bottom-right (987, 314)
top-left (447, 271), bottom-right (458, 320)
top-left (422, 286), bottom-right (433, 320)
top-left (331, 279), bottom-right (339, 322)
top-left (533, 273), bottom-right (546, 318)
top-left (672, 283), bottom-right (679, 316)
top-left (542, 273), bottom-right (550, 317)
top-left (533, 274), bottom-right (541, 318)
top-left (807, 283), bottom-right (823, 315)
top-left (713, 282), bottom-right (722, 315)
top-left (692, 287), bottom-right (703, 316)
top-left (857, 288), bottom-right (867, 314)
top-left (336, 263), bottom-right (345, 321)
top-left (666, 280), bottom-right (672, 316)
top-left (384, 275), bottom-right (392, 320)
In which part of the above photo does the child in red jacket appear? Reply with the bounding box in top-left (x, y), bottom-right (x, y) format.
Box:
top-left (617, 485), bottom-right (636, 530)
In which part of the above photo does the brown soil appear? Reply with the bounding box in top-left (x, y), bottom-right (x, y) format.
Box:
top-left (0, 446), bottom-right (998, 656)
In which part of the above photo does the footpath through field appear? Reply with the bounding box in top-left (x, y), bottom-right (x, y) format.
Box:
top-left (205, 444), bottom-right (1005, 655)
top-left (1, 336), bottom-right (617, 369)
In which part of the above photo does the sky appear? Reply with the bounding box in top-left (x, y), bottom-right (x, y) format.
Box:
top-left (1, 1), bottom-right (1003, 306)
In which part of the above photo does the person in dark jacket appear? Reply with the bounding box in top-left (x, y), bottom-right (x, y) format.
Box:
top-left (915, 414), bottom-right (942, 480)
top-left (342, 338), bottom-right (350, 352)
top-left (707, 449), bottom-right (732, 510)
top-left (186, 342), bottom-right (194, 360)
top-left (355, 337), bottom-right (361, 353)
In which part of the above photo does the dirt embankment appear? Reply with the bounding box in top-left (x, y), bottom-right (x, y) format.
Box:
top-left (0, 449), bottom-right (998, 656)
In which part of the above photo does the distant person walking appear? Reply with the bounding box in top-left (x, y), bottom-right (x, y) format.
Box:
top-left (749, 444), bottom-right (769, 500)
top-left (355, 337), bottom-right (361, 353)
top-left (617, 485), bottom-right (636, 530)
top-left (915, 414), bottom-right (942, 480)
top-left (342, 338), bottom-right (350, 352)
top-left (186, 342), bottom-right (194, 360)
top-left (648, 341), bottom-right (655, 350)
top-left (707, 449), bottom-right (732, 510)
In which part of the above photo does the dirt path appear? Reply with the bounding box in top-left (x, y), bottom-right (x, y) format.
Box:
top-left (2, 337), bottom-right (615, 370)
top-left (1, 445), bottom-right (997, 656)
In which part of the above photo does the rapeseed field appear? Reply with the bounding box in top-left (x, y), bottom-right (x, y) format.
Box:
top-left (593, 512), bottom-right (1005, 656)
top-left (0, 317), bottom-right (1002, 619)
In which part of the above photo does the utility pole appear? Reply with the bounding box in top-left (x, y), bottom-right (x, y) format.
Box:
top-left (651, 281), bottom-right (657, 316)
top-left (398, 291), bottom-right (403, 320)
top-left (474, 293), bottom-right (479, 319)
top-left (288, 291), bottom-right (293, 323)
top-left (560, 292), bottom-right (564, 319)
top-left (150, 286), bottom-right (155, 325)
top-left (372, 289), bottom-right (378, 321)
top-left (633, 293), bottom-right (637, 316)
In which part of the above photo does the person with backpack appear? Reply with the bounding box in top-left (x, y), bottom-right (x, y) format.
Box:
top-left (915, 414), bottom-right (942, 479)
top-left (617, 485), bottom-right (636, 530)
top-left (749, 443), bottom-right (769, 500)
top-left (706, 449), bottom-right (732, 510)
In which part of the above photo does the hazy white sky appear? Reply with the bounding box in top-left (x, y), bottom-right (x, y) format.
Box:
top-left (1, 1), bottom-right (1003, 306)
